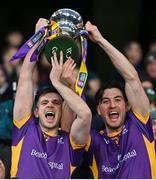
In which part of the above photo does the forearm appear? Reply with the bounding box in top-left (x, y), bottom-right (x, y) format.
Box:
top-left (60, 82), bottom-right (76, 132)
top-left (52, 80), bottom-right (91, 120)
top-left (98, 38), bottom-right (138, 81)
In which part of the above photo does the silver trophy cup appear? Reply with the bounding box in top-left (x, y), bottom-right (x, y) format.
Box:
top-left (44, 8), bottom-right (88, 65)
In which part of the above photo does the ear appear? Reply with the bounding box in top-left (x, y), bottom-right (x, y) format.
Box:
top-left (97, 105), bottom-right (101, 115)
top-left (126, 102), bottom-right (131, 112)
top-left (34, 107), bottom-right (39, 118)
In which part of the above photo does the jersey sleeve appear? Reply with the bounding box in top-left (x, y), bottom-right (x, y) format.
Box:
top-left (130, 110), bottom-right (154, 142)
top-left (12, 114), bottom-right (34, 146)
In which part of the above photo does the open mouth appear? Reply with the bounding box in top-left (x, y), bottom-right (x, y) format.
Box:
top-left (109, 111), bottom-right (119, 120)
top-left (45, 111), bottom-right (55, 121)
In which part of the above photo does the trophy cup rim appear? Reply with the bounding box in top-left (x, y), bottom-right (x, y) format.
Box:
top-left (50, 8), bottom-right (84, 29)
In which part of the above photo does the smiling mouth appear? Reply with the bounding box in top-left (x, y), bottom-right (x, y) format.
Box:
top-left (109, 112), bottom-right (119, 120)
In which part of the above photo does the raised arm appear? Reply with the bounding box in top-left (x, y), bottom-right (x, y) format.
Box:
top-left (14, 18), bottom-right (48, 121)
top-left (13, 45), bottom-right (37, 121)
top-left (60, 59), bottom-right (77, 132)
top-left (85, 21), bottom-right (150, 117)
top-left (50, 52), bottom-right (92, 145)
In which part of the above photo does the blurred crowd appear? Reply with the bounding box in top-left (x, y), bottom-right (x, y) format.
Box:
top-left (0, 29), bottom-right (156, 178)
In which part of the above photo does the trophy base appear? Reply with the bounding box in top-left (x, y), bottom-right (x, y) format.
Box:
top-left (44, 35), bottom-right (80, 65)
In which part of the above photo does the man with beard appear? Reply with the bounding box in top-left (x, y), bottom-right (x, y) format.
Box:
top-left (84, 21), bottom-right (156, 178)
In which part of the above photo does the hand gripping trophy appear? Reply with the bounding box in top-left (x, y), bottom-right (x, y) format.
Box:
top-left (10, 8), bottom-right (88, 96)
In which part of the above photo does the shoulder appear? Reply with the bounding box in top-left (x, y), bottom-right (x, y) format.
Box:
top-left (126, 110), bottom-right (150, 124)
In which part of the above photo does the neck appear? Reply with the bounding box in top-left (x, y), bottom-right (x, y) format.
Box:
top-left (106, 126), bottom-right (122, 137)
top-left (40, 126), bottom-right (59, 136)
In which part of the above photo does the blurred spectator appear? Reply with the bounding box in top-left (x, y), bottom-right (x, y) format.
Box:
top-left (149, 40), bottom-right (156, 53)
top-left (84, 71), bottom-right (105, 132)
top-left (0, 65), bottom-right (14, 178)
top-left (0, 160), bottom-right (5, 179)
top-left (4, 30), bottom-right (24, 48)
top-left (85, 71), bottom-right (101, 116)
top-left (37, 53), bottom-right (51, 88)
top-left (123, 40), bottom-right (143, 74)
top-left (87, 72), bottom-right (101, 96)
top-left (144, 88), bottom-right (156, 110)
top-left (1, 46), bottom-right (22, 82)
top-left (141, 76), bottom-right (153, 89)
top-left (142, 51), bottom-right (156, 91)
top-left (143, 83), bottom-right (156, 150)
top-left (111, 40), bottom-right (143, 83)
top-left (0, 65), bottom-right (13, 101)
top-left (142, 78), bottom-right (156, 150)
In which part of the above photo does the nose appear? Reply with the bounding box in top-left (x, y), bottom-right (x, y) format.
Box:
top-left (47, 101), bottom-right (54, 107)
top-left (110, 100), bottom-right (116, 108)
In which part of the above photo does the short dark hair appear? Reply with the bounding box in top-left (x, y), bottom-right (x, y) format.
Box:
top-left (34, 86), bottom-right (63, 106)
top-left (95, 81), bottom-right (128, 105)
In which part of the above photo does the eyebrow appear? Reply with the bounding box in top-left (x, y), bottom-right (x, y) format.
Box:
top-left (101, 95), bottom-right (124, 100)
top-left (40, 98), bottom-right (62, 103)
top-left (40, 99), bottom-right (49, 102)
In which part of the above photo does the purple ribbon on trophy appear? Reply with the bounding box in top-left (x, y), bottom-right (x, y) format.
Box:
top-left (9, 26), bottom-right (49, 62)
